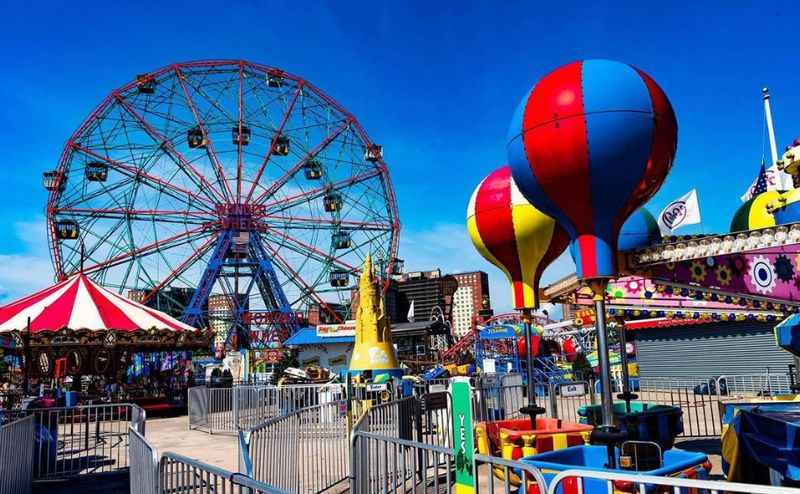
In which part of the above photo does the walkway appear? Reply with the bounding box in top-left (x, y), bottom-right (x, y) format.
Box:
top-left (147, 416), bottom-right (239, 472)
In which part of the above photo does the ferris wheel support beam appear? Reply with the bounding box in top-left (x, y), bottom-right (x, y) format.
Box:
top-left (70, 144), bottom-right (218, 212)
top-left (252, 119), bottom-right (351, 205)
top-left (181, 228), bottom-right (298, 347)
top-left (174, 65), bottom-right (234, 202)
top-left (113, 94), bottom-right (226, 205)
top-left (244, 84), bottom-right (303, 204)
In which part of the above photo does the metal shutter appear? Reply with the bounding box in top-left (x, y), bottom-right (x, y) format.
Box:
top-left (633, 322), bottom-right (793, 378)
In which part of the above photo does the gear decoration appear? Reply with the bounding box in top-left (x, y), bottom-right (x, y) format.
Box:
top-left (749, 255), bottom-right (777, 295)
top-left (626, 278), bottom-right (643, 295)
top-left (729, 255), bottom-right (747, 276)
top-left (689, 260), bottom-right (707, 283)
top-left (714, 265), bottom-right (732, 287)
top-left (775, 255), bottom-right (795, 283)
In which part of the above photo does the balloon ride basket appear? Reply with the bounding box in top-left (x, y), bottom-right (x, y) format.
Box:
top-left (577, 402), bottom-right (684, 451)
top-left (521, 444), bottom-right (709, 494)
top-left (475, 416), bottom-right (593, 489)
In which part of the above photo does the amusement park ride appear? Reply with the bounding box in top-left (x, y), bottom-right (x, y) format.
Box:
top-left (42, 60), bottom-right (401, 351)
top-left (463, 59), bottom-right (800, 488)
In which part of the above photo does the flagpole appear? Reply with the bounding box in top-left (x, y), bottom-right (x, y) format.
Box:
top-left (763, 88), bottom-right (779, 167)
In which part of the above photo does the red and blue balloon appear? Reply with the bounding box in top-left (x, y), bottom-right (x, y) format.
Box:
top-left (508, 59), bottom-right (677, 280)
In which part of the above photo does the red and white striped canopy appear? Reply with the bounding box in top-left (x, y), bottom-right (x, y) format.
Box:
top-left (0, 273), bottom-right (196, 333)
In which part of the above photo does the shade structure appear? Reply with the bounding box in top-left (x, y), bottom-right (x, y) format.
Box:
top-left (0, 273), bottom-right (196, 333)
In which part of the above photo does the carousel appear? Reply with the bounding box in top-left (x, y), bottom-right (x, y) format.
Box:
top-left (0, 272), bottom-right (210, 390)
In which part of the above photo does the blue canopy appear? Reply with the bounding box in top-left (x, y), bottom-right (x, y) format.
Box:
top-left (775, 313), bottom-right (800, 357)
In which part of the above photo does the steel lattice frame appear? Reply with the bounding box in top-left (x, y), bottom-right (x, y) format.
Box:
top-left (46, 59), bottom-right (400, 329)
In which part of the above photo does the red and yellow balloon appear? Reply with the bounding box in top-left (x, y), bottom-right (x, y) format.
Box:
top-left (467, 166), bottom-right (568, 310)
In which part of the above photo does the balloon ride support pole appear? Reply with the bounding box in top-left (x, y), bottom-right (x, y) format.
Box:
top-left (589, 281), bottom-right (625, 469)
top-left (616, 323), bottom-right (637, 413)
top-left (520, 309), bottom-right (545, 429)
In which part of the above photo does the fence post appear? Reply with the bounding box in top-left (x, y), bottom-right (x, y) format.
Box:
top-left (233, 387), bottom-right (240, 431)
top-left (549, 381), bottom-right (559, 419)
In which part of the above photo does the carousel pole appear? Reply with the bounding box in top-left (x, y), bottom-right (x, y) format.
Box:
top-left (520, 309), bottom-right (545, 428)
top-left (23, 317), bottom-right (30, 396)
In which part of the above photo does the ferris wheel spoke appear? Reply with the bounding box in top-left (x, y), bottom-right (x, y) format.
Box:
top-left (260, 238), bottom-right (343, 322)
top-left (179, 73), bottom-right (238, 124)
top-left (236, 60), bottom-right (245, 202)
top-left (262, 214), bottom-right (393, 231)
top-left (60, 217), bottom-right (128, 273)
top-left (244, 84), bottom-right (303, 203)
top-left (113, 94), bottom-right (226, 204)
top-left (263, 168), bottom-right (382, 215)
top-left (174, 65), bottom-right (234, 202)
top-left (71, 144), bottom-right (217, 213)
top-left (141, 232), bottom-right (218, 304)
top-left (266, 228), bottom-right (356, 272)
top-left (52, 207), bottom-right (215, 226)
top-left (252, 119), bottom-right (351, 205)
top-left (83, 222), bottom-right (215, 275)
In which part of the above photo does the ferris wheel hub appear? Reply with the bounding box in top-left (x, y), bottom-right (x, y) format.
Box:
top-left (216, 203), bottom-right (266, 231)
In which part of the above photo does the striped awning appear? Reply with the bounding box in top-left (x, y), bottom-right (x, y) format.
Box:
top-left (0, 273), bottom-right (196, 333)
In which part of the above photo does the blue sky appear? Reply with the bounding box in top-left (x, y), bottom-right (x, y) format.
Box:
top-left (1, 1), bottom-right (799, 313)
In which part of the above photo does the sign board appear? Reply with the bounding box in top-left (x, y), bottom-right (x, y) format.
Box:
top-left (251, 349), bottom-right (284, 365)
top-left (559, 382), bottom-right (587, 397)
top-left (366, 383), bottom-right (387, 392)
top-left (429, 383), bottom-right (447, 393)
top-left (316, 321), bottom-right (357, 337)
top-left (450, 377), bottom-right (475, 493)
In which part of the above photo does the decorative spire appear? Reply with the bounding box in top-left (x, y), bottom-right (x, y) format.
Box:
top-left (348, 253), bottom-right (399, 374)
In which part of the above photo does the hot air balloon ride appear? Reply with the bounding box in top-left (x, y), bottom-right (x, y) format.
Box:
top-left (467, 165), bottom-right (568, 421)
top-left (507, 59), bottom-right (678, 453)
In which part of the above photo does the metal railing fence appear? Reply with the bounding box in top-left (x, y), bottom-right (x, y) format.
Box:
top-left (189, 383), bottom-right (346, 434)
top-left (716, 373), bottom-right (793, 396)
top-left (546, 468), bottom-right (798, 494)
top-left (0, 415), bottom-right (34, 494)
top-left (12, 403), bottom-right (145, 480)
top-left (129, 426), bottom-right (158, 494)
top-left (472, 373), bottom-right (526, 422)
top-left (543, 372), bottom-right (795, 438)
top-left (240, 400), bottom-right (350, 493)
top-left (160, 452), bottom-right (290, 494)
top-left (351, 429), bottom-right (548, 494)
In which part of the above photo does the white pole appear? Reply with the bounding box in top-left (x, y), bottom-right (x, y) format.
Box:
top-left (763, 87), bottom-right (779, 166)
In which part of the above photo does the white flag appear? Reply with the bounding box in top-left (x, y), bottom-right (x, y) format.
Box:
top-left (407, 300), bottom-right (415, 323)
top-left (740, 164), bottom-right (794, 202)
top-left (657, 189), bottom-right (701, 235)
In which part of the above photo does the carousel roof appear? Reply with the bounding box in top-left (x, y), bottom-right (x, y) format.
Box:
top-left (0, 273), bottom-right (196, 333)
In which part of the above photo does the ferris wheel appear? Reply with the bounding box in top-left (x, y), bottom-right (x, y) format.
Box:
top-left (43, 59), bottom-right (400, 346)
